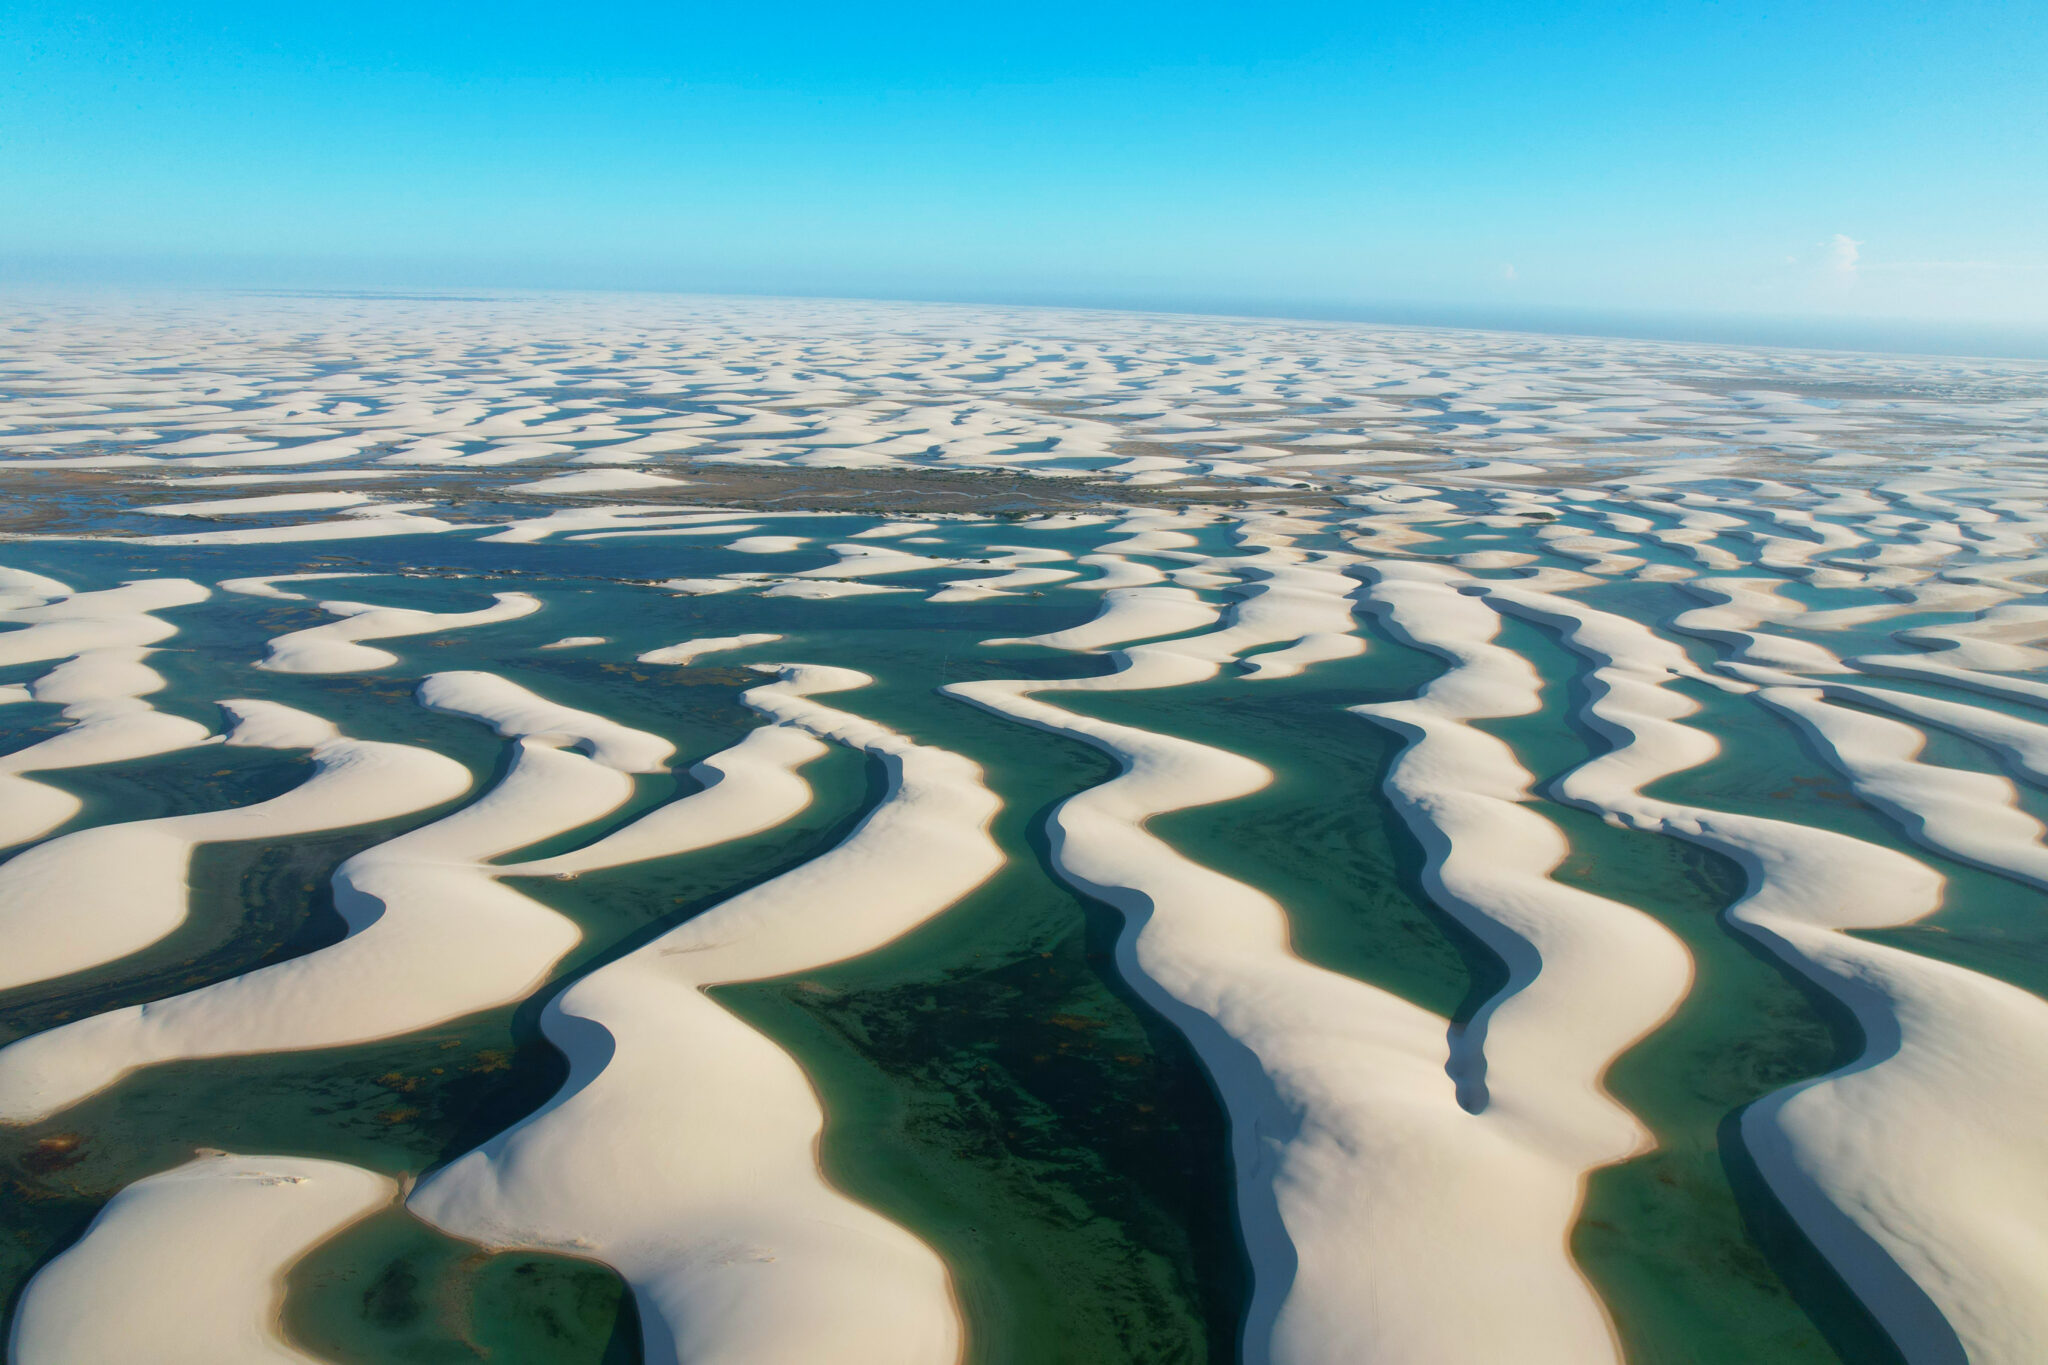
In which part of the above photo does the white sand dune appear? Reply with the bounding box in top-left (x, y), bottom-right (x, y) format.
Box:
top-left (1758, 685), bottom-right (2048, 888)
top-left (1771, 676), bottom-right (2048, 789)
top-left (412, 665), bottom-right (999, 1365)
top-left (2, 294), bottom-right (2036, 502)
top-left (0, 699), bottom-right (470, 999)
top-left (259, 591), bottom-right (543, 673)
top-left (124, 511), bottom-right (473, 545)
top-left (1482, 580), bottom-right (2048, 1363)
top-left (940, 549), bottom-right (1686, 1363)
top-left (144, 491), bottom-right (376, 517)
top-left (794, 543), bottom-right (957, 579)
top-left (0, 576), bottom-right (210, 668)
top-left (504, 719), bottom-right (827, 880)
top-left (725, 534), bottom-right (808, 553)
top-left (571, 522), bottom-right (764, 541)
top-left (932, 545), bottom-right (1077, 598)
top-left (988, 534), bottom-right (1364, 679)
top-left (9, 1151), bottom-right (394, 1365)
top-left (481, 506), bottom-right (751, 543)
top-left (0, 565), bottom-right (75, 608)
top-left (0, 646), bottom-right (212, 848)
top-left (1354, 563), bottom-right (1695, 1142)
top-left (759, 578), bottom-right (909, 599)
top-left (217, 571), bottom-right (370, 600)
top-left (986, 584), bottom-right (1218, 651)
top-left (0, 685), bottom-right (632, 1118)
top-left (1848, 651), bottom-right (2048, 709)
top-left (0, 573), bottom-right (220, 839)
top-left (1072, 552), bottom-right (1167, 589)
top-left (636, 633), bottom-right (784, 666)
top-left (417, 670), bottom-right (674, 770)
top-left (1237, 631), bottom-right (1365, 680)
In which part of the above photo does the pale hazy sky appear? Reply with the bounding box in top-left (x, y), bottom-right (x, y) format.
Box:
top-left (5, 2), bottom-right (2044, 350)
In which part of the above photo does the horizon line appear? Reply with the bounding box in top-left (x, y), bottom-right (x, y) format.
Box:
top-left (7, 270), bottom-right (2048, 365)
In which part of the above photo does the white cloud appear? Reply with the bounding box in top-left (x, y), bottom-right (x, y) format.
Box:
top-left (1823, 232), bottom-right (1862, 279)
top-left (1500, 263), bottom-right (1517, 282)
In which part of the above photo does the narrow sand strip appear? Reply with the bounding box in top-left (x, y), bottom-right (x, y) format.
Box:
top-left (258, 591), bottom-right (543, 673)
top-left (1760, 675), bottom-right (2048, 788)
top-left (636, 633), bottom-right (784, 666)
top-left (0, 574), bottom-right (217, 843)
top-left (1352, 562), bottom-right (1692, 1145)
top-left (124, 511), bottom-right (474, 545)
top-left (996, 535), bottom-right (1365, 681)
top-left (412, 665), bottom-right (997, 1365)
top-left (1482, 581), bottom-right (2048, 1363)
top-left (9, 1151), bottom-right (394, 1365)
top-left (1849, 652), bottom-right (2048, 709)
top-left (0, 699), bottom-right (471, 994)
top-left (985, 584), bottom-right (1219, 651)
top-left (417, 669), bottom-right (676, 770)
top-left (1757, 685), bottom-right (2048, 890)
top-left (943, 556), bottom-right (1687, 1363)
top-left (505, 723), bottom-right (827, 879)
top-left (0, 576), bottom-right (210, 668)
top-left (0, 646), bottom-right (213, 848)
top-left (0, 678), bottom-right (650, 1120)
top-left (217, 571), bottom-right (370, 600)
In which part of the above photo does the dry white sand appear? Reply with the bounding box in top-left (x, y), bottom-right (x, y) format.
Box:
top-left (9, 1151), bottom-right (393, 1364)
top-left (259, 592), bottom-right (542, 673)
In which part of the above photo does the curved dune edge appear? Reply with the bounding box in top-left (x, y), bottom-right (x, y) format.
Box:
top-left (0, 675), bottom-right (655, 1122)
top-left (257, 590), bottom-right (543, 674)
top-left (8, 1151), bottom-right (395, 1365)
top-left (1743, 671), bottom-right (2048, 789)
top-left (1849, 652), bottom-right (2048, 710)
top-left (0, 645), bottom-right (213, 849)
top-left (417, 668), bottom-right (675, 771)
top-left (1483, 578), bottom-right (2048, 1363)
top-left (503, 722), bottom-right (827, 880)
top-left (0, 698), bottom-right (473, 996)
top-left (216, 571), bottom-right (371, 600)
top-left (1757, 685), bottom-right (2048, 889)
top-left (984, 583), bottom-right (1219, 651)
top-left (411, 664), bottom-right (1000, 1365)
top-left (0, 576), bottom-right (211, 669)
top-left (943, 542), bottom-right (1683, 1362)
top-left (0, 573), bottom-right (216, 846)
top-left (636, 632), bottom-right (784, 666)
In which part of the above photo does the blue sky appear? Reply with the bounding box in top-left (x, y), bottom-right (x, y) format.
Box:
top-left (4, 2), bottom-right (2044, 348)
